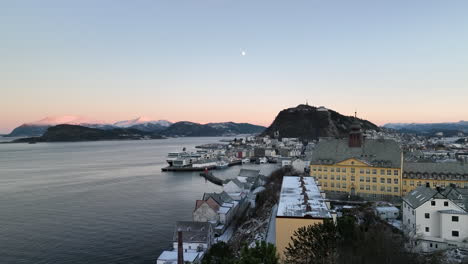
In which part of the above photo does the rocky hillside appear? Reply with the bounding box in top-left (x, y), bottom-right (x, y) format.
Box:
top-left (262, 104), bottom-right (378, 140)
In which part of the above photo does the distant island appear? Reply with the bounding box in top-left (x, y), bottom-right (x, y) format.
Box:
top-left (12, 125), bottom-right (165, 143)
top-left (383, 121), bottom-right (468, 136)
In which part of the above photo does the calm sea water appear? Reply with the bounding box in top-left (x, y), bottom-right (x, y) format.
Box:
top-left (0, 137), bottom-right (278, 264)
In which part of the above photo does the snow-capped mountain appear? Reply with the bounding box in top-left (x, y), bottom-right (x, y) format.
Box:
top-left (113, 117), bottom-right (172, 128)
top-left (7, 115), bottom-right (112, 137)
top-left (26, 115), bottom-right (108, 127)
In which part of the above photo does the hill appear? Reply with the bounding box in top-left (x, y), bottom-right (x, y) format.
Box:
top-left (159, 122), bottom-right (265, 137)
top-left (13, 125), bottom-right (164, 143)
top-left (262, 104), bottom-right (378, 140)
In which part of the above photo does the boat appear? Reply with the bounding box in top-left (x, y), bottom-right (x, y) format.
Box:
top-left (216, 160), bottom-right (229, 169)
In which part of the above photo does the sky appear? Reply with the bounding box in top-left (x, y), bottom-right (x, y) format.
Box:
top-left (1, 0), bottom-right (467, 134)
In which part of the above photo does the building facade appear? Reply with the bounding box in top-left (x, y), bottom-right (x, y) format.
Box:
top-left (310, 122), bottom-right (403, 199)
top-left (275, 176), bottom-right (334, 260)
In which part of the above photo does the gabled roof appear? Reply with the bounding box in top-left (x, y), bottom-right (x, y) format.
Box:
top-left (226, 178), bottom-right (245, 189)
top-left (402, 187), bottom-right (440, 209)
top-left (238, 169), bottom-right (260, 178)
top-left (172, 221), bottom-right (212, 243)
top-left (403, 162), bottom-right (468, 175)
top-left (403, 186), bottom-right (468, 211)
top-left (311, 138), bottom-right (402, 168)
top-left (202, 193), bottom-right (224, 206)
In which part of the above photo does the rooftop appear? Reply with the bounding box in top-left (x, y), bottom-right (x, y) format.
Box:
top-left (277, 176), bottom-right (332, 219)
top-left (311, 138), bottom-right (402, 168)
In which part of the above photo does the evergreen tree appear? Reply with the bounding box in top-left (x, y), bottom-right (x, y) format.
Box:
top-left (284, 220), bottom-right (337, 264)
top-left (202, 242), bottom-right (235, 264)
top-left (238, 241), bottom-right (279, 264)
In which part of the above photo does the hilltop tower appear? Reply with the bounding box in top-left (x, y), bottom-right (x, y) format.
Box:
top-left (348, 111), bottom-right (363, 148)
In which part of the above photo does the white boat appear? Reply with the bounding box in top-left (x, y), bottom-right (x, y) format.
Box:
top-left (216, 160), bottom-right (229, 169)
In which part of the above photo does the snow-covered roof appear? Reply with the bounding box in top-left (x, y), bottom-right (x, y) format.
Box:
top-left (277, 176), bottom-right (332, 219)
top-left (375, 206), bottom-right (399, 212)
top-left (158, 251), bottom-right (201, 262)
top-left (218, 206), bottom-right (231, 214)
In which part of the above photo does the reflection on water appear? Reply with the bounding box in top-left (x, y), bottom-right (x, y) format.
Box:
top-left (0, 138), bottom-right (278, 264)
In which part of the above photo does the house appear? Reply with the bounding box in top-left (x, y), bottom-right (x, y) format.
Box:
top-left (171, 221), bottom-right (214, 253)
top-left (223, 178), bottom-right (246, 194)
top-left (292, 159), bottom-right (311, 173)
top-left (193, 197), bottom-right (220, 223)
top-left (156, 251), bottom-right (202, 264)
top-left (375, 206), bottom-right (399, 221)
top-left (276, 176), bottom-right (335, 259)
top-left (402, 185), bottom-right (468, 252)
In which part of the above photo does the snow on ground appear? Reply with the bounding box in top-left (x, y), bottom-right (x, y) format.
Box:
top-left (387, 219), bottom-right (403, 230)
top-left (217, 224), bottom-right (235, 243)
top-left (253, 186), bottom-right (265, 194)
top-left (443, 248), bottom-right (468, 263)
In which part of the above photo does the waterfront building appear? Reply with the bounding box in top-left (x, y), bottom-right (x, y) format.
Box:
top-left (402, 162), bottom-right (468, 195)
top-left (171, 221), bottom-right (214, 253)
top-left (402, 185), bottom-right (468, 252)
top-left (275, 176), bottom-right (334, 259)
top-left (310, 121), bottom-right (403, 199)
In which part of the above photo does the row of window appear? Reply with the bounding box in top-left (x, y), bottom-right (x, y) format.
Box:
top-left (321, 182), bottom-right (399, 193)
top-left (313, 167), bottom-right (399, 176)
top-left (315, 175), bottom-right (399, 184)
top-left (425, 227), bottom-right (460, 237)
top-left (402, 181), bottom-right (468, 188)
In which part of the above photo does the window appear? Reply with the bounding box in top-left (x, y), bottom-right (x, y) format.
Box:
top-left (387, 178), bottom-right (391, 184)
top-left (366, 169), bottom-right (370, 174)
top-left (318, 175), bottom-right (322, 179)
top-left (336, 183), bottom-right (340, 188)
top-left (366, 185), bottom-right (370, 190)
top-left (342, 183), bottom-right (346, 188)
top-left (342, 176), bottom-right (346, 181)
top-left (431, 201), bottom-right (436, 206)
top-left (425, 213), bottom-right (430, 219)
top-left (372, 169), bottom-right (377, 175)
top-left (372, 177), bottom-right (377, 183)
top-left (324, 175), bottom-right (328, 179)
top-left (387, 170), bottom-right (391, 175)
top-left (394, 170), bottom-right (398, 176)
top-left (452, 216), bottom-right (459, 222)
top-left (324, 182), bottom-right (328, 187)
top-left (372, 185), bottom-right (377, 191)
top-left (313, 167), bottom-right (317, 171)
top-left (387, 187), bottom-right (392, 192)
top-left (394, 187), bottom-right (399, 193)
top-left (380, 186), bottom-right (385, 191)
top-left (360, 169), bottom-right (364, 174)
top-left (342, 168), bottom-right (346, 173)
top-left (394, 179), bottom-right (399, 184)
top-left (444, 201), bottom-right (449, 206)
top-left (351, 176), bottom-right (355, 181)
top-left (366, 177), bottom-right (370, 182)
top-left (360, 185), bottom-right (364, 190)
top-left (331, 183), bottom-right (335, 187)
top-left (360, 176), bottom-right (364, 182)
top-left (331, 167), bottom-right (334, 172)
top-left (336, 175), bottom-right (340, 180)
top-left (380, 178), bottom-right (385, 184)
top-left (425, 227), bottom-right (429, 232)
top-left (380, 169), bottom-right (385, 175)
top-left (324, 167), bottom-right (328, 172)
top-left (452, 231), bottom-right (459, 237)
top-left (318, 167), bottom-right (322, 171)
top-left (331, 175), bottom-right (335, 180)
top-left (403, 180), bottom-right (406, 186)
top-left (351, 168), bottom-right (355, 173)
top-left (410, 181), bottom-right (414, 186)
top-left (336, 168), bottom-right (341, 173)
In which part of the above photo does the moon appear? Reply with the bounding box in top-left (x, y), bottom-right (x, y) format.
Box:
top-left (241, 50), bottom-right (246, 56)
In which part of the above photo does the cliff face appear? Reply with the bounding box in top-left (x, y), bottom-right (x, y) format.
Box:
top-left (262, 105), bottom-right (379, 140)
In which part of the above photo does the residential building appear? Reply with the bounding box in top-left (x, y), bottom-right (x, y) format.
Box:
top-left (275, 176), bottom-right (334, 259)
top-left (171, 221), bottom-right (214, 253)
top-left (402, 185), bottom-right (468, 252)
top-left (375, 206), bottom-right (399, 221)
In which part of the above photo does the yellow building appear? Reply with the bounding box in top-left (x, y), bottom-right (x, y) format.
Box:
top-left (275, 176), bottom-right (334, 260)
top-left (402, 162), bottom-right (468, 195)
top-left (310, 122), bottom-right (404, 199)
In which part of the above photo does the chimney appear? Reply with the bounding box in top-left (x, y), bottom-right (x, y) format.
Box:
top-left (426, 182), bottom-right (430, 188)
top-left (436, 186), bottom-right (441, 193)
top-left (177, 230), bottom-right (184, 264)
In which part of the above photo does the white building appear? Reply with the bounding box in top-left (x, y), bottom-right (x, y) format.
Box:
top-left (402, 185), bottom-right (468, 252)
top-left (375, 206), bottom-right (399, 221)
